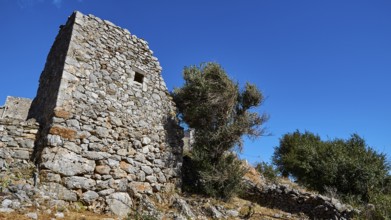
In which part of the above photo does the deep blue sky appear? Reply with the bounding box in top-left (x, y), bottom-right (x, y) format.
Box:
top-left (1, 0), bottom-right (390, 165)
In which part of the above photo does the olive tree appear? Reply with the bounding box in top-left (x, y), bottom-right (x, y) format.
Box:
top-left (173, 62), bottom-right (268, 199)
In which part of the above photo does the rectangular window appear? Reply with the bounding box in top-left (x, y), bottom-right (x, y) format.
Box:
top-left (134, 72), bottom-right (144, 84)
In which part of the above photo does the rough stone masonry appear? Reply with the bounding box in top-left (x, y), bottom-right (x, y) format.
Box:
top-left (0, 11), bottom-right (183, 216)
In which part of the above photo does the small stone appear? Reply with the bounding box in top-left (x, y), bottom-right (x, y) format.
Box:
top-left (274, 213), bottom-right (282, 218)
top-left (44, 173), bottom-right (62, 182)
top-left (226, 210), bottom-right (239, 217)
top-left (174, 198), bottom-right (195, 218)
top-left (120, 161), bottom-right (136, 174)
top-left (137, 171), bottom-right (145, 181)
top-left (142, 146), bottom-right (149, 154)
top-left (47, 135), bottom-right (62, 147)
top-left (129, 182), bottom-right (152, 195)
top-left (142, 137), bottom-right (151, 145)
top-left (110, 117), bottom-right (122, 126)
top-left (83, 151), bottom-right (111, 160)
top-left (96, 127), bottom-right (109, 138)
top-left (63, 142), bottom-right (81, 154)
top-left (98, 188), bottom-right (115, 196)
top-left (19, 139), bottom-right (34, 148)
top-left (13, 150), bottom-right (30, 159)
top-left (96, 165), bottom-right (111, 175)
top-left (158, 173), bottom-right (167, 183)
top-left (10, 199), bottom-right (22, 209)
top-left (0, 208), bottom-right (14, 213)
top-left (108, 159), bottom-right (120, 167)
top-left (82, 190), bottom-right (99, 204)
top-left (133, 140), bottom-right (142, 148)
top-left (55, 212), bottom-right (65, 218)
top-left (25, 212), bottom-right (38, 220)
top-left (111, 168), bottom-right (127, 179)
top-left (208, 206), bottom-right (223, 219)
top-left (64, 176), bottom-right (96, 190)
top-left (96, 180), bottom-right (110, 190)
top-left (141, 166), bottom-right (153, 175)
top-left (135, 153), bottom-right (145, 162)
top-left (117, 149), bottom-right (127, 156)
top-left (146, 175), bottom-right (157, 183)
top-left (1, 199), bottom-right (12, 208)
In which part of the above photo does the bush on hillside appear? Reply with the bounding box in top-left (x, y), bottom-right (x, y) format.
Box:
top-left (273, 131), bottom-right (391, 219)
top-left (273, 131), bottom-right (390, 201)
top-left (254, 161), bottom-right (279, 183)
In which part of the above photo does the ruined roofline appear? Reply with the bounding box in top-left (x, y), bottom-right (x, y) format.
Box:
top-left (0, 96), bottom-right (32, 120)
top-left (71, 10), bottom-right (160, 72)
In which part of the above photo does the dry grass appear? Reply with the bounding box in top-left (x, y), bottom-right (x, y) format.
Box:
top-left (233, 197), bottom-right (308, 220)
top-left (0, 208), bottom-right (114, 220)
top-left (277, 177), bottom-right (318, 195)
top-left (0, 196), bottom-right (310, 220)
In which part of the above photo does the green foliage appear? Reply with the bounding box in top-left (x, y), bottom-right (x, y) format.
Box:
top-left (366, 193), bottom-right (391, 219)
top-left (199, 153), bottom-right (247, 200)
top-left (273, 131), bottom-right (391, 219)
top-left (127, 211), bottom-right (157, 220)
top-left (255, 161), bottom-right (280, 183)
top-left (173, 62), bottom-right (267, 200)
top-left (0, 163), bottom-right (35, 192)
top-left (273, 131), bottom-right (390, 202)
top-left (273, 130), bottom-right (391, 219)
top-left (182, 152), bottom-right (247, 200)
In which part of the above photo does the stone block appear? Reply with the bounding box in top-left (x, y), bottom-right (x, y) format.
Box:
top-left (82, 190), bottom-right (99, 205)
top-left (13, 150), bottom-right (30, 159)
top-left (41, 182), bottom-right (77, 202)
top-left (41, 147), bottom-right (95, 176)
top-left (49, 125), bottom-right (77, 140)
top-left (106, 192), bottom-right (132, 217)
top-left (95, 165), bottom-right (110, 175)
top-left (64, 176), bottom-right (96, 190)
top-left (129, 182), bottom-right (152, 195)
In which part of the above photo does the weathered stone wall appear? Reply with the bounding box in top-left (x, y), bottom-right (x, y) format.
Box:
top-left (1, 96), bottom-right (32, 120)
top-left (0, 118), bottom-right (39, 187)
top-left (242, 177), bottom-right (356, 219)
top-left (26, 11), bottom-right (183, 215)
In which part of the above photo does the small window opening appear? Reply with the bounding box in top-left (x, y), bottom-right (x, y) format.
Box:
top-left (134, 72), bottom-right (144, 84)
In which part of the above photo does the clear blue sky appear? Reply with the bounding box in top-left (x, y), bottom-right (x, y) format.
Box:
top-left (1, 0), bottom-right (391, 165)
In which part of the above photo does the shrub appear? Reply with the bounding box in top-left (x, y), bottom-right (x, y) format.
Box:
top-left (273, 131), bottom-right (390, 202)
top-left (254, 161), bottom-right (279, 183)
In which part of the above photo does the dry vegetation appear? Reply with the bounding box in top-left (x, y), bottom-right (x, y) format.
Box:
top-left (0, 190), bottom-right (310, 220)
top-left (0, 209), bottom-right (113, 220)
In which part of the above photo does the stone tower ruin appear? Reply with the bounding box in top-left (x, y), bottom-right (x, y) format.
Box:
top-left (1, 11), bottom-right (183, 216)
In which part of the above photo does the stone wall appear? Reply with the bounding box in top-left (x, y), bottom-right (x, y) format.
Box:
top-left (25, 11), bottom-right (183, 216)
top-left (1, 96), bottom-right (32, 120)
top-left (242, 177), bottom-right (357, 219)
top-left (0, 118), bottom-right (39, 187)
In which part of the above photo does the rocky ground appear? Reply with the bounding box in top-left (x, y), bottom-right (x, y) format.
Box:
top-left (0, 164), bottom-right (358, 220)
top-left (0, 194), bottom-right (308, 220)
